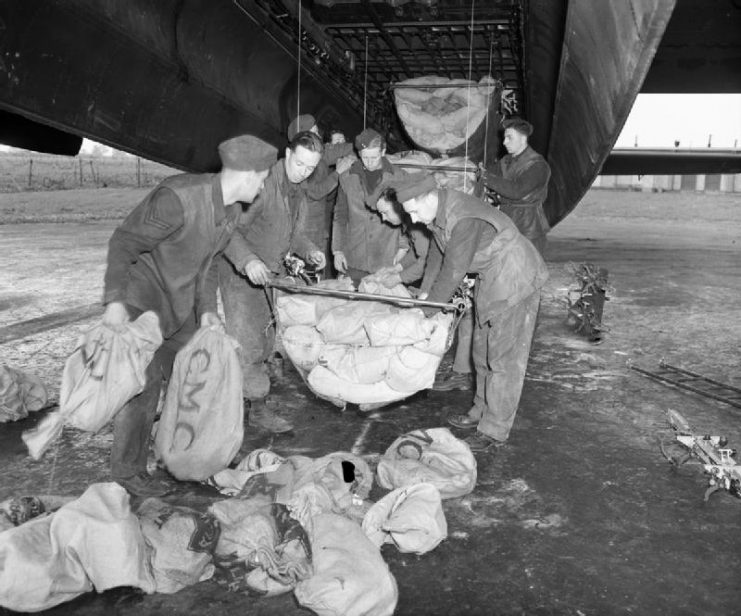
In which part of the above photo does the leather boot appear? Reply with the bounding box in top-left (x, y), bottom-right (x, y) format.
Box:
top-left (247, 397), bottom-right (293, 433)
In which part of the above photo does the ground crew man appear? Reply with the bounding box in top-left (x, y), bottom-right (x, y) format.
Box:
top-left (286, 114), bottom-right (354, 272)
top-left (220, 130), bottom-right (326, 434)
top-left (392, 174), bottom-right (549, 452)
top-left (102, 135), bottom-right (276, 496)
top-left (332, 128), bottom-right (409, 285)
top-left (480, 117), bottom-right (551, 256)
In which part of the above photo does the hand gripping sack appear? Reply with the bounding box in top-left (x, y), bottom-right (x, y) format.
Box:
top-left (294, 513), bottom-right (398, 616)
top-left (137, 498), bottom-right (220, 593)
top-left (154, 326), bottom-right (244, 481)
top-left (362, 483), bottom-right (447, 555)
top-left (376, 427), bottom-right (477, 499)
top-left (0, 483), bottom-right (155, 613)
top-left (22, 312), bottom-right (162, 459)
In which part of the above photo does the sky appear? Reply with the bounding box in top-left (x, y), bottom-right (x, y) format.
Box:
top-left (615, 93), bottom-right (741, 149)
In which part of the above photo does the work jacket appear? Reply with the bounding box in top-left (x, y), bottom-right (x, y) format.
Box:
top-left (333, 158), bottom-right (409, 273)
top-left (224, 159), bottom-right (318, 273)
top-left (423, 189), bottom-right (548, 323)
top-left (104, 173), bottom-right (239, 337)
top-left (483, 146), bottom-right (551, 244)
top-left (303, 142), bottom-right (355, 242)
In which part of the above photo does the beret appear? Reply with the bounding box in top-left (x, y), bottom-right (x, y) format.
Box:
top-left (392, 173), bottom-right (438, 203)
top-left (502, 117), bottom-right (533, 137)
top-left (354, 127), bottom-right (383, 151)
top-left (287, 114), bottom-right (317, 140)
top-left (218, 135), bottom-right (278, 172)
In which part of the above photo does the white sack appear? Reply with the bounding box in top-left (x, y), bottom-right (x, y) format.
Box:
top-left (394, 75), bottom-right (497, 153)
top-left (208, 448), bottom-right (286, 496)
top-left (412, 311), bottom-right (455, 357)
top-left (362, 483), bottom-right (447, 554)
top-left (154, 325), bottom-right (243, 481)
top-left (0, 483), bottom-right (155, 613)
top-left (316, 301), bottom-right (393, 345)
top-left (365, 308), bottom-right (434, 346)
top-left (0, 365), bottom-right (48, 423)
top-left (319, 345), bottom-right (399, 384)
top-left (137, 498), bottom-right (219, 594)
top-left (385, 346), bottom-right (439, 392)
top-left (22, 312), bottom-right (162, 460)
top-left (377, 427), bottom-right (477, 499)
top-left (294, 513), bottom-right (398, 616)
top-left (276, 278), bottom-right (354, 327)
top-left (281, 325), bottom-right (324, 372)
top-left (307, 365), bottom-right (409, 406)
top-left (358, 277), bottom-right (412, 299)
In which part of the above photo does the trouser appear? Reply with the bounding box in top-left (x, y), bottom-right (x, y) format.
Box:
top-left (452, 309), bottom-right (474, 374)
top-left (110, 308), bottom-right (196, 479)
top-left (469, 291), bottom-right (540, 441)
top-left (218, 257), bottom-right (273, 400)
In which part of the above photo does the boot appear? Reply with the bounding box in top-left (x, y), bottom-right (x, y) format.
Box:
top-left (247, 397), bottom-right (293, 434)
top-left (113, 472), bottom-right (173, 497)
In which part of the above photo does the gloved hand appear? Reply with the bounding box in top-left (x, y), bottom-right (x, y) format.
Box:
top-left (102, 301), bottom-right (130, 331)
top-left (307, 250), bottom-right (326, 270)
top-left (244, 259), bottom-right (271, 286)
top-left (333, 251), bottom-right (348, 273)
top-left (200, 311), bottom-right (225, 332)
top-left (392, 248), bottom-right (408, 265)
top-left (335, 155), bottom-right (355, 175)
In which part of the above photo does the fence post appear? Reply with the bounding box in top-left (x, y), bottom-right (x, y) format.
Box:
top-left (136, 157), bottom-right (141, 187)
top-left (79, 158), bottom-right (83, 186)
top-left (27, 158), bottom-right (33, 188)
top-left (89, 160), bottom-right (96, 187)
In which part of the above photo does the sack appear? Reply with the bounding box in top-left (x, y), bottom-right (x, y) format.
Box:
top-left (281, 325), bottom-right (324, 372)
top-left (276, 278), bottom-right (353, 327)
top-left (358, 278), bottom-right (413, 299)
top-left (307, 365), bottom-right (408, 407)
top-left (319, 345), bottom-right (399, 384)
top-left (154, 326), bottom-right (243, 481)
top-left (294, 513), bottom-right (398, 616)
top-left (365, 308), bottom-right (435, 346)
top-left (0, 365), bottom-right (48, 423)
top-left (394, 75), bottom-right (498, 154)
top-left (137, 498), bottom-right (220, 593)
top-left (209, 500), bottom-right (312, 597)
top-left (22, 312), bottom-right (162, 459)
top-left (208, 448), bottom-right (286, 496)
top-left (316, 302), bottom-right (393, 345)
top-left (0, 483), bottom-right (155, 612)
top-left (376, 428), bottom-right (477, 499)
top-left (362, 483), bottom-right (447, 555)
top-left (385, 347), bottom-right (439, 392)
top-left (412, 312), bottom-right (454, 356)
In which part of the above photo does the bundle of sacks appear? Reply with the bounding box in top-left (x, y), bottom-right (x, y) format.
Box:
top-left (276, 277), bottom-right (454, 408)
top-left (0, 365), bottom-right (48, 423)
top-left (394, 75), bottom-right (499, 154)
top-left (386, 149), bottom-right (478, 195)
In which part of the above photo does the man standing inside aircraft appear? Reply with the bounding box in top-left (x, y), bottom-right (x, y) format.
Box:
top-left (220, 130), bottom-right (326, 434)
top-left (480, 117), bottom-right (551, 256)
top-left (391, 173), bottom-right (548, 452)
top-left (102, 134), bottom-right (277, 497)
top-left (286, 114), bottom-right (354, 271)
top-left (332, 128), bottom-right (409, 284)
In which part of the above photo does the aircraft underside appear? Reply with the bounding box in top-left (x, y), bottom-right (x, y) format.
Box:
top-left (0, 0), bottom-right (739, 226)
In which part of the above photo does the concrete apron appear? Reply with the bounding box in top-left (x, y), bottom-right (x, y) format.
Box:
top-left (1, 225), bottom-right (740, 615)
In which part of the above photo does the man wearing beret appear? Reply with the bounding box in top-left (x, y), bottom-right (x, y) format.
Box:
top-left (221, 130), bottom-right (326, 433)
top-left (480, 117), bottom-right (552, 256)
top-left (102, 134), bottom-right (276, 496)
top-left (332, 128), bottom-right (409, 284)
top-left (391, 173), bottom-right (549, 452)
top-left (286, 114), bottom-right (354, 272)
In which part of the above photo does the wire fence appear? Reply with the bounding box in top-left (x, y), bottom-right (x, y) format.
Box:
top-left (0, 152), bottom-right (174, 192)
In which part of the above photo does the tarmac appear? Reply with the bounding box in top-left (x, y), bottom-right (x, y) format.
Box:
top-left (1, 188), bottom-right (740, 615)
